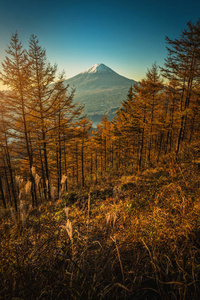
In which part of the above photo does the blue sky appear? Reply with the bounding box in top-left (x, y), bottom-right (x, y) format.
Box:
top-left (0, 0), bottom-right (200, 88)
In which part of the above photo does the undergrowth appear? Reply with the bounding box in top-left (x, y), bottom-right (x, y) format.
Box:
top-left (0, 162), bottom-right (200, 299)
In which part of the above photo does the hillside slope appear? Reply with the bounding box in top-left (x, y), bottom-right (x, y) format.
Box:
top-left (1, 164), bottom-right (200, 299)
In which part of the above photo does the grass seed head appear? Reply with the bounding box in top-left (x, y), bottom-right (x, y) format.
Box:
top-left (50, 186), bottom-right (57, 201)
top-left (35, 174), bottom-right (41, 186)
top-left (66, 219), bottom-right (73, 241)
top-left (61, 174), bottom-right (67, 185)
top-left (63, 207), bottom-right (69, 219)
top-left (31, 166), bottom-right (36, 177)
top-left (106, 213), bottom-right (111, 226)
top-left (25, 181), bottom-right (32, 195)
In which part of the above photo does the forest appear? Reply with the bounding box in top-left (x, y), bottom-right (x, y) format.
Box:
top-left (0, 21), bottom-right (200, 299)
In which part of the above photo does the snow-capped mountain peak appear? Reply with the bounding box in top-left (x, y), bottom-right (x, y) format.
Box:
top-left (64, 63), bottom-right (137, 121)
top-left (82, 63), bottom-right (114, 74)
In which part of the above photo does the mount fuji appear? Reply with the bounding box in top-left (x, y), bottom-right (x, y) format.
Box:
top-left (64, 63), bottom-right (137, 122)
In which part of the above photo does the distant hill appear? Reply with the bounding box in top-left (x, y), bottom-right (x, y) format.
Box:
top-left (64, 63), bottom-right (137, 123)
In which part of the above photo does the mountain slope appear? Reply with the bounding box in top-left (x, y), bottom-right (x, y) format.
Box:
top-left (64, 63), bottom-right (137, 118)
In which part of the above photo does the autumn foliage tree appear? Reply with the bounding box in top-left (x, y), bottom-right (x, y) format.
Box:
top-left (0, 21), bottom-right (200, 210)
top-left (0, 33), bottom-right (92, 209)
top-left (161, 20), bottom-right (200, 159)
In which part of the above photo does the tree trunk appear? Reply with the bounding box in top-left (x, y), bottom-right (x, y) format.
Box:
top-left (0, 176), bottom-right (7, 209)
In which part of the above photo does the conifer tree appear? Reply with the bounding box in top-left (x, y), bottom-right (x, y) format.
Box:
top-left (0, 33), bottom-right (37, 207)
top-left (139, 63), bottom-right (163, 164)
top-left (161, 20), bottom-right (200, 158)
top-left (27, 35), bottom-right (58, 200)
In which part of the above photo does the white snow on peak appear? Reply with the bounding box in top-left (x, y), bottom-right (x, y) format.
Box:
top-left (82, 63), bottom-right (114, 74)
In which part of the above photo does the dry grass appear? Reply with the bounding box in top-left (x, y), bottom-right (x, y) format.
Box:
top-left (0, 163), bottom-right (200, 299)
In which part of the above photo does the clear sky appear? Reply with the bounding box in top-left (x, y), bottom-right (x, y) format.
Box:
top-left (0, 0), bottom-right (200, 89)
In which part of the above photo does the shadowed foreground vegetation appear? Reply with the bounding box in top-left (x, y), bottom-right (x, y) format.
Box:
top-left (0, 162), bottom-right (200, 300)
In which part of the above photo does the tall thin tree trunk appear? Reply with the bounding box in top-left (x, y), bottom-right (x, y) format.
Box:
top-left (3, 165), bottom-right (12, 206)
top-left (39, 142), bottom-right (47, 201)
top-left (81, 140), bottom-right (85, 187)
top-left (0, 176), bottom-right (7, 209)
top-left (4, 144), bottom-right (17, 211)
top-left (76, 143), bottom-right (79, 186)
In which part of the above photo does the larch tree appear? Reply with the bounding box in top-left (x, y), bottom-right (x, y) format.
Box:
top-left (139, 63), bottom-right (163, 164)
top-left (0, 32), bottom-right (37, 207)
top-left (27, 35), bottom-right (58, 200)
top-left (113, 85), bottom-right (142, 170)
top-left (161, 20), bottom-right (200, 159)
